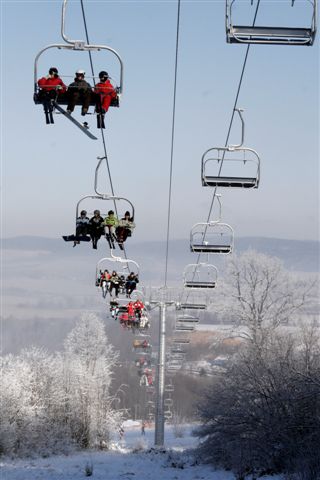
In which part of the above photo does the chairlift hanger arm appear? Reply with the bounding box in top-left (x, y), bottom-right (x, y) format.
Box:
top-left (95, 159), bottom-right (134, 214)
top-left (60, 0), bottom-right (123, 92)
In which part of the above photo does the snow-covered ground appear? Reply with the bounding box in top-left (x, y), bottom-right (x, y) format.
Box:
top-left (0, 424), bottom-right (283, 480)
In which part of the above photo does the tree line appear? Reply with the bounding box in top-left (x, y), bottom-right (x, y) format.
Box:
top-left (0, 314), bottom-right (122, 457)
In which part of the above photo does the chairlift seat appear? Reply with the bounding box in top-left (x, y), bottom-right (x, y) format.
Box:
top-left (173, 338), bottom-right (190, 344)
top-left (178, 317), bottom-right (199, 323)
top-left (170, 348), bottom-right (187, 355)
top-left (34, 91), bottom-right (119, 108)
top-left (175, 324), bottom-right (195, 332)
top-left (185, 281), bottom-right (216, 288)
top-left (165, 386), bottom-right (174, 393)
top-left (202, 175), bottom-right (257, 188)
top-left (191, 244), bottom-right (232, 254)
top-left (228, 26), bottom-right (315, 45)
top-left (179, 303), bottom-right (207, 310)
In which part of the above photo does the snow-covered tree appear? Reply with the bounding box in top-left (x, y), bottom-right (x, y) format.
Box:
top-left (0, 313), bottom-right (121, 456)
top-left (63, 313), bottom-right (121, 448)
top-left (215, 250), bottom-right (315, 345)
top-left (195, 324), bottom-right (320, 479)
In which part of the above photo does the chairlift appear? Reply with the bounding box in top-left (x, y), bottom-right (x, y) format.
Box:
top-left (167, 363), bottom-right (181, 370)
top-left (170, 347), bottom-right (187, 355)
top-left (164, 385), bottom-right (174, 393)
top-left (133, 339), bottom-right (152, 351)
top-left (226, 0), bottom-right (317, 45)
top-left (63, 192), bottom-right (134, 250)
top-left (183, 263), bottom-right (218, 289)
top-left (164, 411), bottom-right (173, 420)
top-left (178, 303), bottom-right (207, 310)
top-left (173, 338), bottom-right (190, 344)
top-left (169, 353), bottom-right (186, 361)
top-left (175, 324), bottom-right (195, 332)
top-left (177, 317), bottom-right (199, 324)
top-left (201, 109), bottom-right (260, 188)
top-left (190, 222), bottom-right (234, 254)
top-left (96, 256), bottom-right (139, 284)
top-left (34, 0), bottom-right (123, 128)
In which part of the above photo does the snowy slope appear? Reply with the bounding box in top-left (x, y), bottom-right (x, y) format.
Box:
top-left (0, 425), bottom-right (283, 480)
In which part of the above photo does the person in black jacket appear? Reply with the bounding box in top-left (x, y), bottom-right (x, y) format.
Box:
top-left (89, 209), bottom-right (104, 249)
top-left (67, 69), bottom-right (92, 115)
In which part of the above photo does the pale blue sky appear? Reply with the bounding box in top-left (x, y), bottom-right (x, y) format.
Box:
top-left (1, 0), bottom-right (319, 244)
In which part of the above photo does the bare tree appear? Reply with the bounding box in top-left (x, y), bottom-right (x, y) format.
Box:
top-left (216, 251), bottom-right (315, 346)
top-left (195, 329), bottom-right (320, 479)
top-left (195, 252), bottom-right (319, 479)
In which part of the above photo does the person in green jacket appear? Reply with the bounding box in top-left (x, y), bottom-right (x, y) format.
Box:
top-left (104, 210), bottom-right (119, 249)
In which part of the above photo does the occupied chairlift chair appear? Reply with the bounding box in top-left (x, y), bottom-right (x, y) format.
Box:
top-left (201, 109), bottom-right (260, 189)
top-left (34, 0), bottom-right (123, 111)
top-left (64, 157), bottom-right (135, 247)
top-left (96, 256), bottom-right (139, 287)
top-left (226, 0), bottom-right (317, 45)
top-left (190, 196), bottom-right (234, 254)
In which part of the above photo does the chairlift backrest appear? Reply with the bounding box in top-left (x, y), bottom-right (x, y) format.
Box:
top-left (201, 109), bottom-right (260, 188)
top-left (226, 0), bottom-right (317, 45)
top-left (96, 257), bottom-right (139, 282)
top-left (76, 194), bottom-right (135, 222)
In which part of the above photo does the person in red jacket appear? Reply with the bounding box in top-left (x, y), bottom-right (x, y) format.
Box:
top-left (95, 71), bottom-right (117, 113)
top-left (37, 67), bottom-right (67, 123)
top-left (38, 67), bottom-right (66, 95)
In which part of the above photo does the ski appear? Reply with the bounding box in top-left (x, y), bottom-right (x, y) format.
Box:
top-left (53, 102), bottom-right (98, 140)
top-left (62, 235), bottom-right (91, 242)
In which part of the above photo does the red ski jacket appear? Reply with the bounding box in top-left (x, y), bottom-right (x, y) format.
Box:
top-left (94, 80), bottom-right (117, 112)
top-left (38, 76), bottom-right (67, 93)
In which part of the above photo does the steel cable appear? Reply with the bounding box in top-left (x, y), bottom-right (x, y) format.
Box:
top-left (164, 0), bottom-right (181, 288)
top-left (80, 0), bottom-right (131, 265)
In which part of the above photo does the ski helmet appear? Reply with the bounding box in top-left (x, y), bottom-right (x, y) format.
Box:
top-left (99, 71), bottom-right (109, 80)
top-left (76, 69), bottom-right (85, 75)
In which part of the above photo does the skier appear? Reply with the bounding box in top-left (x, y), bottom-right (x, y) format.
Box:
top-left (116, 211), bottom-right (135, 250)
top-left (94, 71), bottom-right (117, 128)
top-left (67, 70), bottom-right (92, 116)
top-left (89, 209), bottom-right (104, 249)
top-left (103, 210), bottom-right (119, 249)
top-left (37, 67), bottom-right (66, 123)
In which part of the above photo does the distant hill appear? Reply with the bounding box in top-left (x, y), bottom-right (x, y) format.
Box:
top-left (2, 235), bottom-right (319, 273)
top-left (1, 235), bottom-right (319, 354)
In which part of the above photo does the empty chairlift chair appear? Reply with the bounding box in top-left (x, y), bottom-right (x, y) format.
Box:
top-left (177, 315), bottom-right (199, 323)
top-left (202, 108), bottom-right (260, 188)
top-left (183, 263), bottom-right (218, 289)
top-left (226, 0), bottom-right (317, 46)
top-left (190, 221), bottom-right (234, 254)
